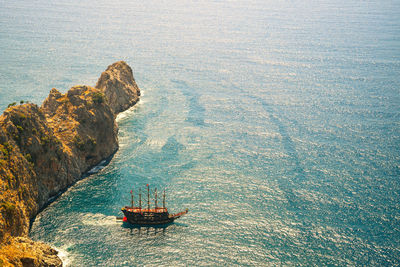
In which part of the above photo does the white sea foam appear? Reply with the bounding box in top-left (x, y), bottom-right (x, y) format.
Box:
top-left (144, 137), bottom-right (168, 148)
top-left (116, 88), bottom-right (148, 123)
top-left (87, 160), bottom-right (107, 174)
top-left (52, 245), bottom-right (72, 267)
top-left (116, 106), bottom-right (135, 123)
top-left (87, 165), bottom-right (104, 174)
top-left (80, 213), bottom-right (118, 226)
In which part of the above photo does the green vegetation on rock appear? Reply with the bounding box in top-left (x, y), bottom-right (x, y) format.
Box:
top-left (7, 102), bottom-right (16, 108)
top-left (92, 91), bottom-right (105, 104)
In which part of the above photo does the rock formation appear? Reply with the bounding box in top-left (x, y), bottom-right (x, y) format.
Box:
top-left (0, 61), bottom-right (140, 266)
top-left (95, 61), bottom-right (140, 114)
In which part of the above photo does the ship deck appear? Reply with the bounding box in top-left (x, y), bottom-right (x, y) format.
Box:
top-left (123, 206), bottom-right (168, 213)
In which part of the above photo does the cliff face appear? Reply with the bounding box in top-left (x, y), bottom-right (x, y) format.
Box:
top-left (0, 61), bottom-right (140, 266)
top-left (41, 86), bottom-right (118, 195)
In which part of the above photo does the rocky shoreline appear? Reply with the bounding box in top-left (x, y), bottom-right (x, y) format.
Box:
top-left (0, 61), bottom-right (140, 266)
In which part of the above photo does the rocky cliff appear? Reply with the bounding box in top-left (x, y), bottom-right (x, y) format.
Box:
top-left (0, 61), bottom-right (140, 266)
top-left (95, 61), bottom-right (140, 114)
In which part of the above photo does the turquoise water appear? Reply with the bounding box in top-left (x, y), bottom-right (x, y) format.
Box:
top-left (1, 0), bottom-right (400, 265)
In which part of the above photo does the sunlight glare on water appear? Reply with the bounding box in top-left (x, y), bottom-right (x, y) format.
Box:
top-left (0, 0), bottom-right (399, 265)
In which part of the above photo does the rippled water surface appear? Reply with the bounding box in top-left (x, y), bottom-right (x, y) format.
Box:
top-left (1, 0), bottom-right (400, 265)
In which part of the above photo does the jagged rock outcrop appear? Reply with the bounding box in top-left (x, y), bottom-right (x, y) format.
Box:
top-left (0, 61), bottom-right (140, 266)
top-left (0, 237), bottom-right (62, 267)
top-left (41, 85), bottom-right (118, 188)
top-left (96, 61), bottom-right (140, 114)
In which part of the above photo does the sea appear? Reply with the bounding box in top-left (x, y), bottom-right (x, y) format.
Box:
top-left (1, 0), bottom-right (399, 265)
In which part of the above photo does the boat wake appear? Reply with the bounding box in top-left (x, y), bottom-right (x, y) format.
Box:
top-left (80, 213), bottom-right (118, 226)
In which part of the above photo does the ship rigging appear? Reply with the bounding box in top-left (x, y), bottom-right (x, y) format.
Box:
top-left (120, 184), bottom-right (188, 225)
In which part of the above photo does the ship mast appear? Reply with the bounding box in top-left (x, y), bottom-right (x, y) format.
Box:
top-left (147, 184), bottom-right (150, 211)
top-left (139, 189), bottom-right (142, 211)
top-left (163, 189), bottom-right (166, 210)
top-left (130, 190), bottom-right (134, 208)
top-left (155, 188), bottom-right (158, 209)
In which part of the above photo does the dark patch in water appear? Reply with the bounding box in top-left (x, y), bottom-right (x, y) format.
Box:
top-left (245, 93), bottom-right (309, 213)
top-left (162, 136), bottom-right (186, 154)
top-left (171, 79), bottom-right (206, 126)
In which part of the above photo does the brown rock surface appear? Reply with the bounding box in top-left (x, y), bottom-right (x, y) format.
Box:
top-left (0, 237), bottom-right (62, 267)
top-left (96, 61), bottom-right (140, 114)
top-left (0, 61), bottom-right (140, 266)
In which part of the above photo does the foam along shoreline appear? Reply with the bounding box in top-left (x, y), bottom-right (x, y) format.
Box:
top-left (52, 246), bottom-right (71, 267)
top-left (34, 152), bottom-right (115, 223)
top-left (116, 94), bottom-right (144, 123)
top-left (45, 100), bottom-right (141, 210)
top-left (87, 159), bottom-right (108, 175)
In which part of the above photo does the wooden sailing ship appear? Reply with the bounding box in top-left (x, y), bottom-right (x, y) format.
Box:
top-left (121, 184), bottom-right (188, 225)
